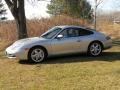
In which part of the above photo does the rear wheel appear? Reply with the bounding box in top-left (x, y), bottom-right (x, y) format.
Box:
top-left (88, 42), bottom-right (102, 56)
top-left (28, 47), bottom-right (47, 63)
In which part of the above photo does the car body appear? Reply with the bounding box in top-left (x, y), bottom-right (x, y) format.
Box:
top-left (5, 25), bottom-right (112, 63)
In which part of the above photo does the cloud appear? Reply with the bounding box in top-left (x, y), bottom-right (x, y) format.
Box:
top-left (25, 1), bottom-right (49, 19)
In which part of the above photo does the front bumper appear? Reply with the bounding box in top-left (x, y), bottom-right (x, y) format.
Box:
top-left (5, 51), bottom-right (16, 58)
top-left (5, 47), bottom-right (28, 60)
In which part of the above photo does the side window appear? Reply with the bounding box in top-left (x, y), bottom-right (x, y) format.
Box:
top-left (67, 29), bottom-right (79, 37)
top-left (59, 28), bottom-right (80, 38)
top-left (59, 29), bottom-right (68, 38)
top-left (79, 28), bottom-right (94, 36)
top-left (59, 28), bottom-right (94, 38)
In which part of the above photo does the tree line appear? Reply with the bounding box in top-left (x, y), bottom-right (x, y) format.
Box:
top-left (47, 0), bottom-right (93, 20)
top-left (2, 0), bottom-right (116, 40)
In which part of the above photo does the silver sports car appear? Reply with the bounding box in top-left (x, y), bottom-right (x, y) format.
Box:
top-left (6, 25), bottom-right (112, 63)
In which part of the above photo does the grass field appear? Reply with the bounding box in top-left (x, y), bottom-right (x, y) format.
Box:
top-left (0, 39), bottom-right (119, 90)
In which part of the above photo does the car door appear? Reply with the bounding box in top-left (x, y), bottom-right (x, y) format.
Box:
top-left (51, 28), bottom-right (84, 55)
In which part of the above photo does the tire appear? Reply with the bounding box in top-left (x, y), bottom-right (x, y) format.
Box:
top-left (28, 47), bottom-right (47, 63)
top-left (87, 42), bottom-right (103, 56)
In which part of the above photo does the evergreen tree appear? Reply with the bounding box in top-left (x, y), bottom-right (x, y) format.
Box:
top-left (47, 0), bottom-right (64, 15)
top-left (47, 0), bottom-right (93, 20)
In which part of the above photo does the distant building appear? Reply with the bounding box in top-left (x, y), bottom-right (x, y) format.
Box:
top-left (113, 17), bottom-right (120, 24)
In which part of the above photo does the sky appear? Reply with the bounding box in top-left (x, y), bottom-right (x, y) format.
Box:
top-left (3, 0), bottom-right (120, 20)
top-left (4, 1), bottom-right (50, 20)
top-left (88, 0), bottom-right (120, 11)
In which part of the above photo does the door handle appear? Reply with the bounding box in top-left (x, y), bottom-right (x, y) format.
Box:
top-left (77, 40), bottom-right (81, 42)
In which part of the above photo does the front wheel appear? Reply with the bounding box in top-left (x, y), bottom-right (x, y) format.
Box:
top-left (88, 42), bottom-right (103, 56)
top-left (28, 47), bottom-right (47, 63)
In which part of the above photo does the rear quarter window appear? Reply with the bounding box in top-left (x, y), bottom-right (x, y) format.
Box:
top-left (79, 29), bottom-right (94, 36)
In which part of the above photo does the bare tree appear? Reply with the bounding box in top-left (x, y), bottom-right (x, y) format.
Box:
top-left (0, 0), bottom-right (7, 20)
top-left (4, 0), bottom-right (28, 39)
top-left (94, 0), bottom-right (103, 29)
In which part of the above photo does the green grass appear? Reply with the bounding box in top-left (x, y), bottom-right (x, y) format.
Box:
top-left (0, 40), bottom-right (120, 90)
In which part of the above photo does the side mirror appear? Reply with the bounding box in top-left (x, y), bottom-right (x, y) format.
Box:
top-left (56, 35), bottom-right (63, 39)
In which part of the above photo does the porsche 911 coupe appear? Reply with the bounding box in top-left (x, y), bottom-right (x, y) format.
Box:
top-left (6, 25), bottom-right (112, 63)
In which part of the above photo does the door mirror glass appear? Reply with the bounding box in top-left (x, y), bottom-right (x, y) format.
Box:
top-left (57, 35), bottom-right (63, 39)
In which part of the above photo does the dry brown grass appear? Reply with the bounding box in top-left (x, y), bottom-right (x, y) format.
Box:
top-left (0, 15), bottom-right (88, 41)
top-left (0, 15), bottom-right (119, 41)
top-left (0, 41), bottom-right (13, 51)
top-left (0, 40), bottom-right (120, 90)
top-left (97, 22), bottom-right (120, 39)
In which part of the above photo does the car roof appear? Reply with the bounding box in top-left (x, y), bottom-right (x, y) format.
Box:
top-left (55, 25), bottom-right (95, 31)
top-left (56, 25), bottom-right (83, 29)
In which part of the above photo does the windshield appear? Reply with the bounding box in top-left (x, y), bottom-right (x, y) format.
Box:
top-left (41, 27), bottom-right (62, 39)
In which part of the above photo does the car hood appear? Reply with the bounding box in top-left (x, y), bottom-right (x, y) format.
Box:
top-left (13, 37), bottom-right (47, 45)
